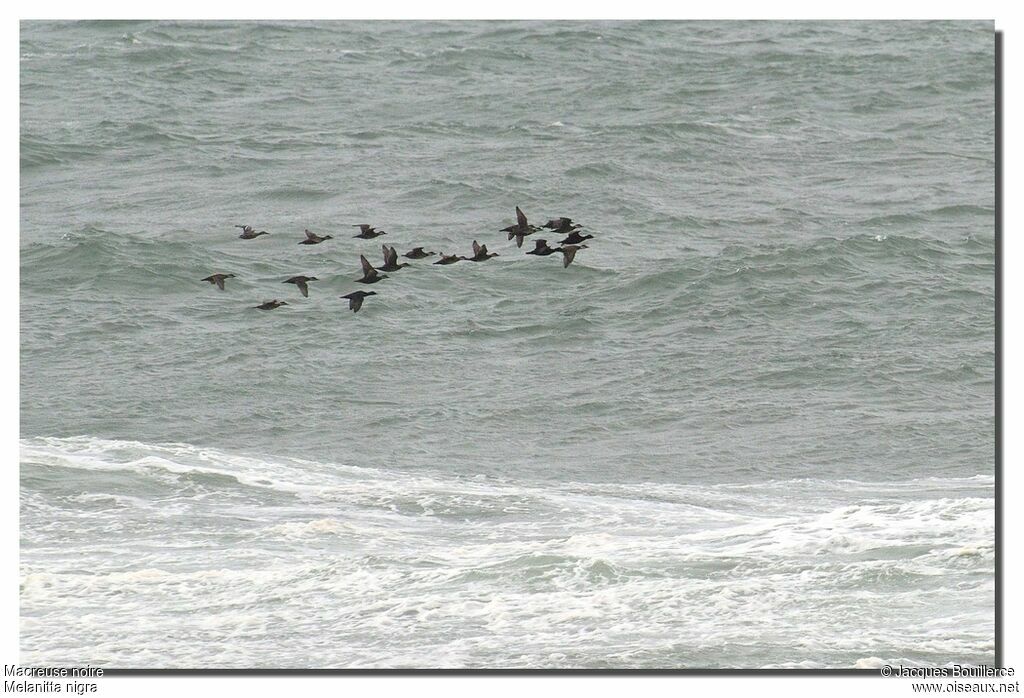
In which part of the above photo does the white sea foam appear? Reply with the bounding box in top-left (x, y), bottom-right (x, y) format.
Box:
top-left (19, 436), bottom-right (995, 669)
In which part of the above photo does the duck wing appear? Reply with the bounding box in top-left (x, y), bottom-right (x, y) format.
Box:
top-left (516, 206), bottom-right (528, 229)
top-left (561, 244), bottom-right (587, 268)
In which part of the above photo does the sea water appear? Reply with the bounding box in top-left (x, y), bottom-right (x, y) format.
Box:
top-left (20, 20), bottom-right (995, 668)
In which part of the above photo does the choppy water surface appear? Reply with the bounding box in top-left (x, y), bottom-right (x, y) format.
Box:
top-left (20, 20), bottom-right (995, 668)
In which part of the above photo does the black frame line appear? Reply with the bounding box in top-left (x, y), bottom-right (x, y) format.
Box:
top-left (993, 27), bottom-right (1002, 672)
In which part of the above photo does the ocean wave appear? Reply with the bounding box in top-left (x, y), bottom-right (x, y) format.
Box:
top-left (593, 233), bottom-right (991, 316)
top-left (20, 437), bottom-right (994, 668)
top-left (20, 134), bottom-right (105, 169)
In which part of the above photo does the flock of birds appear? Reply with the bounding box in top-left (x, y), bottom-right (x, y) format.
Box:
top-left (202, 206), bottom-right (595, 313)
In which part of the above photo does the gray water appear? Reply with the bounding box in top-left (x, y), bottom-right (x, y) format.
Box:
top-left (20, 20), bottom-right (995, 669)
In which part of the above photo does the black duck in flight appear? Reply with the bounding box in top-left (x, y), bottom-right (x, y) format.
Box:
top-left (353, 224), bottom-right (387, 239)
top-left (559, 244), bottom-right (588, 268)
top-left (356, 254), bottom-right (389, 284)
top-left (543, 217), bottom-right (581, 234)
top-left (379, 245), bottom-right (411, 272)
top-left (434, 253), bottom-right (468, 265)
top-left (341, 290), bottom-right (376, 313)
top-left (559, 230), bottom-right (593, 246)
top-left (202, 273), bottom-right (235, 291)
top-left (403, 247), bottom-right (436, 259)
top-left (525, 239), bottom-right (559, 256)
top-left (299, 229), bottom-right (333, 245)
top-left (283, 275), bottom-right (318, 297)
top-left (255, 299), bottom-right (288, 310)
top-left (469, 241), bottom-right (498, 261)
top-left (502, 206), bottom-right (540, 248)
top-left (236, 225), bottom-right (269, 239)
